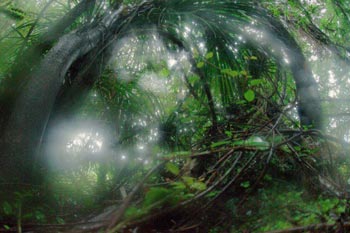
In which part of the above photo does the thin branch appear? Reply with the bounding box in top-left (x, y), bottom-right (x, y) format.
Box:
top-left (264, 221), bottom-right (350, 233)
top-left (107, 162), bottom-right (165, 230)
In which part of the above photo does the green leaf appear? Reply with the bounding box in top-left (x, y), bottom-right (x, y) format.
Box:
top-left (211, 140), bottom-right (230, 148)
top-left (35, 210), bottom-right (45, 221)
top-left (244, 89), bottom-right (255, 102)
top-left (249, 79), bottom-right (264, 86)
top-left (236, 100), bottom-right (246, 105)
top-left (188, 75), bottom-right (200, 84)
top-left (2, 202), bottom-right (12, 215)
top-left (182, 176), bottom-right (195, 185)
top-left (160, 68), bottom-right (170, 77)
top-left (231, 140), bottom-right (246, 146)
top-left (165, 162), bottom-right (180, 176)
top-left (163, 151), bottom-right (190, 158)
top-left (205, 52), bottom-right (214, 59)
top-left (240, 70), bottom-right (248, 76)
top-left (225, 130), bottom-right (232, 137)
top-left (232, 136), bottom-right (269, 149)
top-left (250, 56), bottom-right (258, 60)
top-left (125, 206), bottom-right (145, 217)
top-left (240, 181), bottom-right (250, 188)
top-left (280, 145), bottom-right (291, 153)
top-left (245, 136), bottom-right (270, 149)
top-left (191, 181), bottom-right (207, 191)
top-left (184, 193), bottom-right (195, 199)
top-left (143, 187), bottom-right (171, 207)
top-left (264, 175), bottom-right (272, 182)
top-left (206, 191), bottom-right (218, 198)
top-left (320, 199), bottom-right (335, 213)
top-left (221, 69), bottom-right (239, 77)
top-left (197, 61), bottom-right (205, 68)
top-left (56, 217), bottom-right (65, 224)
top-left (193, 48), bottom-right (199, 58)
top-left (171, 181), bottom-right (186, 190)
top-left (269, 135), bottom-right (284, 144)
top-left (3, 225), bottom-right (10, 230)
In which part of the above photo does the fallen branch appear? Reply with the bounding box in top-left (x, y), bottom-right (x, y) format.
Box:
top-left (107, 162), bottom-right (165, 231)
top-left (265, 221), bottom-right (349, 233)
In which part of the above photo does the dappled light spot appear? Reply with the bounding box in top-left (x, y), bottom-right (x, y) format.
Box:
top-left (66, 131), bottom-right (104, 154)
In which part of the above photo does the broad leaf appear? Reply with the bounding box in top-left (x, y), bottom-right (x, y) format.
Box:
top-left (205, 52), bottom-right (214, 59)
top-left (166, 162), bottom-right (180, 176)
top-left (221, 69), bottom-right (239, 77)
top-left (143, 187), bottom-right (171, 208)
top-left (191, 181), bottom-right (207, 191)
top-left (244, 89), bottom-right (255, 102)
top-left (197, 61), bottom-right (205, 68)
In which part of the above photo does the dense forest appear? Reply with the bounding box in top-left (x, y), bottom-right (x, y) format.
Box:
top-left (1, 0), bottom-right (350, 232)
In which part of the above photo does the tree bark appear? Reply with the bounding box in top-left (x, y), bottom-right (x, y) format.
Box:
top-left (0, 0), bottom-right (96, 132)
top-left (0, 5), bottom-right (125, 182)
top-left (261, 9), bottom-right (323, 130)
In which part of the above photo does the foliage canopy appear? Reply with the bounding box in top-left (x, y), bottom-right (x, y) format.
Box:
top-left (1, 0), bottom-right (350, 232)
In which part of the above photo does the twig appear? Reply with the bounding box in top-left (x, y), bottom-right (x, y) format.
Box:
top-left (118, 153), bottom-right (243, 231)
top-left (107, 162), bottom-right (165, 231)
top-left (186, 152), bottom-right (243, 205)
top-left (210, 151), bottom-right (258, 204)
top-left (264, 221), bottom-right (350, 233)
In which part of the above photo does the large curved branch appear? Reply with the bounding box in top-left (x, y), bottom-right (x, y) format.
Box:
top-left (0, 0), bottom-right (97, 132)
top-left (11, 0), bottom-right (97, 80)
top-left (0, 5), bottom-right (125, 182)
top-left (257, 8), bottom-right (323, 130)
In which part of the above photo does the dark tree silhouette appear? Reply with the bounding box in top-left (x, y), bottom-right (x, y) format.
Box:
top-left (0, 0), bottom-right (322, 184)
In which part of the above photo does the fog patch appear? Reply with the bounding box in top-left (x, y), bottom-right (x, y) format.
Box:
top-left (138, 72), bottom-right (169, 94)
top-left (109, 29), bottom-right (191, 113)
top-left (44, 119), bottom-right (113, 170)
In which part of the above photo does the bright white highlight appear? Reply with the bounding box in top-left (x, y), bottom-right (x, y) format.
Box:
top-left (44, 119), bottom-right (112, 170)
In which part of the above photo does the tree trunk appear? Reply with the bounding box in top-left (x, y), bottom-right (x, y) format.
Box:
top-left (0, 4), bottom-right (125, 182)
